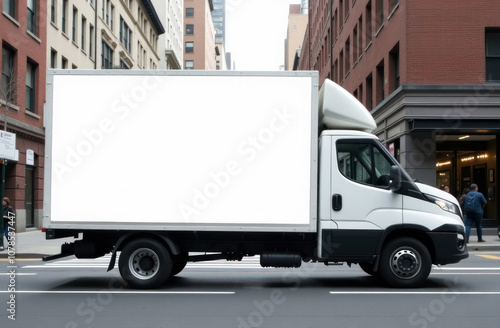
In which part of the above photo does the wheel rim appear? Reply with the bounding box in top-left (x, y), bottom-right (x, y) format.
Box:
top-left (129, 248), bottom-right (160, 280)
top-left (389, 247), bottom-right (421, 279)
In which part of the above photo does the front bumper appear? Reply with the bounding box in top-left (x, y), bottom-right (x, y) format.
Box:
top-left (427, 225), bottom-right (468, 265)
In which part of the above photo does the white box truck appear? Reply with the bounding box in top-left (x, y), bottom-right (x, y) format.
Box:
top-left (43, 70), bottom-right (468, 288)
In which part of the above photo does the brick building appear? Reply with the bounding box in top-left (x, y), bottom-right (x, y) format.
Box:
top-left (298, 0), bottom-right (500, 223)
top-left (1, 0), bottom-right (47, 231)
top-left (284, 4), bottom-right (307, 71)
top-left (184, 0), bottom-right (216, 70)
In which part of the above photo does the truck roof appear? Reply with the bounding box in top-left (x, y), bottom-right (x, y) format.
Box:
top-left (319, 79), bottom-right (377, 133)
top-left (320, 130), bottom-right (377, 138)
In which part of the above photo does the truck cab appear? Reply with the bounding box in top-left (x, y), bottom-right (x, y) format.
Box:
top-left (316, 80), bottom-right (468, 287)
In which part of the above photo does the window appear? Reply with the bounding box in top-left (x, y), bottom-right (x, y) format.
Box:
top-left (50, 0), bottom-right (56, 24)
top-left (390, 0), bottom-right (399, 12)
top-left (119, 60), bottom-right (129, 69)
top-left (81, 16), bottom-right (87, 51)
top-left (375, 0), bottom-right (384, 31)
top-left (186, 24), bottom-right (194, 35)
top-left (390, 44), bottom-right (400, 90)
top-left (186, 8), bottom-right (194, 17)
top-left (337, 140), bottom-right (393, 188)
top-left (1, 45), bottom-right (16, 103)
top-left (25, 60), bottom-right (37, 113)
top-left (366, 73), bottom-right (373, 110)
top-left (357, 16), bottom-right (363, 58)
top-left (27, 0), bottom-right (37, 35)
top-left (120, 17), bottom-right (132, 53)
top-left (110, 4), bottom-right (114, 31)
top-left (486, 30), bottom-right (500, 82)
top-left (103, 0), bottom-right (114, 31)
top-left (3, 0), bottom-right (15, 18)
top-left (353, 25), bottom-right (358, 62)
top-left (50, 49), bottom-right (57, 68)
top-left (185, 42), bottom-right (194, 53)
top-left (345, 37), bottom-right (350, 75)
top-left (185, 60), bottom-right (194, 70)
top-left (61, 56), bottom-right (68, 69)
top-left (72, 7), bottom-right (77, 43)
top-left (89, 24), bottom-right (94, 58)
top-left (62, 0), bottom-right (68, 33)
top-left (101, 41), bottom-right (113, 68)
top-left (365, 1), bottom-right (372, 46)
top-left (376, 60), bottom-right (385, 104)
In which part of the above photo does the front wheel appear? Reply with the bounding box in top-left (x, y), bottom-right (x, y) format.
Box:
top-left (119, 238), bottom-right (172, 289)
top-left (378, 238), bottom-right (431, 288)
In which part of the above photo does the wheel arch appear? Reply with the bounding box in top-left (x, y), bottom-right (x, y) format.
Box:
top-left (107, 232), bottom-right (181, 272)
top-left (374, 225), bottom-right (437, 266)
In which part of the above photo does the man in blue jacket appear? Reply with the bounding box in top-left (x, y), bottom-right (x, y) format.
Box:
top-left (463, 184), bottom-right (487, 243)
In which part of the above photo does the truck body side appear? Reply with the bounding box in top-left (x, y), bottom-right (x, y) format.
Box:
top-left (43, 71), bottom-right (467, 288)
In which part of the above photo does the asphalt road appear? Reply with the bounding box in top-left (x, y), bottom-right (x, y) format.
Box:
top-left (1, 252), bottom-right (500, 328)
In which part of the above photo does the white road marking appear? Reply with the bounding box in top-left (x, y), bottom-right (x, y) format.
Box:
top-left (433, 267), bottom-right (500, 271)
top-left (0, 290), bottom-right (234, 295)
top-left (329, 291), bottom-right (500, 295)
top-left (0, 272), bottom-right (37, 276)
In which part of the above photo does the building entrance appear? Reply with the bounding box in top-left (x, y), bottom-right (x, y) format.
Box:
top-left (435, 135), bottom-right (497, 223)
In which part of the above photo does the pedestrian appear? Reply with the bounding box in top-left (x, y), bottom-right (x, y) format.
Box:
top-left (463, 184), bottom-right (487, 243)
top-left (439, 184), bottom-right (450, 193)
top-left (458, 187), bottom-right (470, 213)
top-left (1, 197), bottom-right (15, 251)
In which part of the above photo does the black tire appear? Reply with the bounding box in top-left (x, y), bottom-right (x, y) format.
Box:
top-left (359, 262), bottom-right (377, 276)
top-left (171, 260), bottom-right (188, 276)
top-left (119, 238), bottom-right (172, 289)
top-left (378, 238), bottom-right (431, 288)
top-left (171, 251), bottom-right (188, 276)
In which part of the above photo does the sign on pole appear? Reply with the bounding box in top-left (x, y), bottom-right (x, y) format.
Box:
top-left (0, 131), bottom-right (17, 160)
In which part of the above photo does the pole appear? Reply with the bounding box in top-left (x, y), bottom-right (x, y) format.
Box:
top-left (0, 159), bottom-right (5, 249)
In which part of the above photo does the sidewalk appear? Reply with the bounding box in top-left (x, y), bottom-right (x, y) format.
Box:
top-left (0, 228), bottom-right (499, 258)
top-left (0, 229), bottom-right (78, 258)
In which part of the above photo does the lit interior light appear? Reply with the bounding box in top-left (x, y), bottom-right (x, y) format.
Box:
top-left (436, 161), bottom-right (451, 167)
top-left (458, 135), bottom-right (470, 140)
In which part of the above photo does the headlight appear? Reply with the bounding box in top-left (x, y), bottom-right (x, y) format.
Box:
top-left (425, 194), bottom-right (461, 215)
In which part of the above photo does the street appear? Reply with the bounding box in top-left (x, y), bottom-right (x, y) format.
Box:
top-left (1, 251), bottom-right (500, 328)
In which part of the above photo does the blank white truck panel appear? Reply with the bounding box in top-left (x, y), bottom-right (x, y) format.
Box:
top-left (44, 71), bottom-right (319, 232)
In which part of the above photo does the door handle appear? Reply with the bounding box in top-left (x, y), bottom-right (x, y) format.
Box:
top-left (332, 194), bottom-right (342, 211)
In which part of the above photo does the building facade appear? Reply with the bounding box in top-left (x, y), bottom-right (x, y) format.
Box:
top-left (47, 0), bottom-right (165, 70)
top-left (284, 4), bottom-right (307, 71)
top-left (211, 0), bottom-right (224, 45)
top-left (1, 0), bottom-right (47, 232)
top-left (153, 0), bottom-right (183, 69)
top-left (298, 0), bottom-right (500, 223)
top-left (183, 0), bottom-right (216, 70)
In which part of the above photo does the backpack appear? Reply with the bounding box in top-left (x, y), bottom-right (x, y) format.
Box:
top-left (463, 193), bottom-right (480, 215)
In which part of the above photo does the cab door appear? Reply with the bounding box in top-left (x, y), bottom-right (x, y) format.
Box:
top-left (322, 137), bottom-right (403, 258)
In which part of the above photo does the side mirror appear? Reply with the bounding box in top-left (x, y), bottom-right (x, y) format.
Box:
top-left (389, 165), bottom-right (402, 192)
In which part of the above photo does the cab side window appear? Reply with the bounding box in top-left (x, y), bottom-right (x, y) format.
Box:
top-left (337, 140), bottom-right (393, 188)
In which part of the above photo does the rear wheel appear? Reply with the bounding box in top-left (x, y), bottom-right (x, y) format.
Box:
top-left (378, 237), bottom-right (431, 288)
top-left (119, 238), bottom-right (172, 289)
